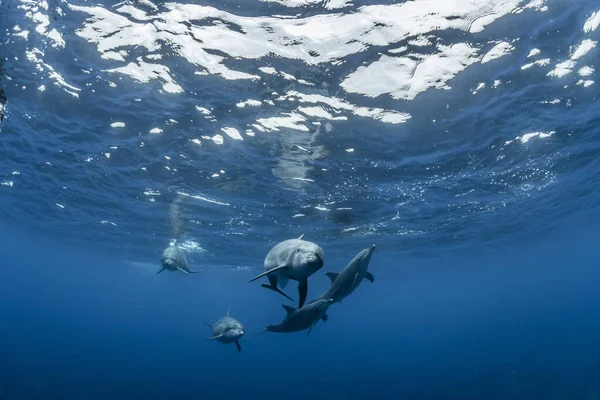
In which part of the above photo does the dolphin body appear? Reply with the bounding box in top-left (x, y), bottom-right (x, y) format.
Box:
top-left (158, 244), bottom-right (198, 274)
top-left (256, 298), bottom-right (334, 337)
top-left (203, 309), bottom-right (245, 352)
top-left (314, 245), bottom-right (376, 305)
top-left (0, 87), bottom-right (6, 122)
top-left (249, 234), bottom-right (324, 308)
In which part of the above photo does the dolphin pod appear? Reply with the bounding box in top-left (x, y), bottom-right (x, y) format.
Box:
top-left (157, 196), bottom-right (378, 349)
top-left (252, 243), bottom-right (377, 337)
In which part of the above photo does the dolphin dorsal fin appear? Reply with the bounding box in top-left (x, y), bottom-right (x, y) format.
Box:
top-left (226, 308), bottom-right (230, 317)
top-left (281, 305), bottom-right (295, 316)
top-left (325, 272), bottom-right (339, 282)
top-left (297, 234), bottom-right (305, 240)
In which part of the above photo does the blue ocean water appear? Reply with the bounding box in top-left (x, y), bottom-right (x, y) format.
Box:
top-left (1, 0), bottom-right (600, 398)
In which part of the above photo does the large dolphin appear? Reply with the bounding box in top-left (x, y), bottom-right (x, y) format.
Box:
top-left (158, 243), bottom-right (198, 274)
top-left (255, 298), bottom-right (334, 337)
top-left (203, 309), bottom-right (245, 352)
top-left (248, 234), bottom-right (324, 308)
top-left (314, 245), bottom-right (376, 305)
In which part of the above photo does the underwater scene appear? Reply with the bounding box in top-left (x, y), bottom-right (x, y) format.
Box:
top-left (1, 0), bottom-right (600, 398)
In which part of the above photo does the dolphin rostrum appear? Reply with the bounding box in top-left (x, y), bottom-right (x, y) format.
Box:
top-left (255, 298), bottom-right (334, 337)
top-left (158, 243), bottom-right (199, 275)
top-left (249, 234), bottom-right (324, 308)
top-left (203, 309), bottom-right (245, 352)
top-left (314, 245), bottom-right (376, 305)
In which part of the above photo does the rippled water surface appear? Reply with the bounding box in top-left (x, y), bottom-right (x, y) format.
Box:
top-left (1, 0), bottom-right (599, 269)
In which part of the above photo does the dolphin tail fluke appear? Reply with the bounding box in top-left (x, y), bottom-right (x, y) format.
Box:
top-left (248, 265), bottom-right (289, 283)
top-left (298, 278), bottom-right (308, 308)
top-left (157, 267), bottom-right (165, 274)
top-left (261, 283), bottom-right (294, 302)
top-left (365, 272), bottom-right (374, 283)
top-left (235, 340), bottom-right (241, 352)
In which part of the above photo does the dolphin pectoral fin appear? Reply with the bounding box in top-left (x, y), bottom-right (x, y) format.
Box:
top-left (325, 272), bottom-right (339, 282)
top-left (260, 283), bottom-right (294, 302)
top-left (249, 265), bottom-right (289, 283)
top-left (365, 272), bottom-right (374, 283)
top-left (177, 267), bottom-right (190, 275)
top-left (202, 320), bottom-right (213, 329)
top-left (235, 340), bottom-right (241, 352)
top-left (306, 321), bottom-right (317, 336)
top-left (298, 233), bottom-right (305, 240)
top-left (157, 267), bottom-right (165, 274)
top-left (298, 279), bottom-right (308, 308)
top-left (205, 334), bottom-right (223, 341)
top-left (188, 270), bottom-right (201, 274)
top-left (321, 314), bottom-right (328, 322)
top-left (254, 329), bottom-right (268, 336)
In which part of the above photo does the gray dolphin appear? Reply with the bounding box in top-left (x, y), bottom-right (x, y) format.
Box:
top-left (314, 245), bottom-right (376, 305)
top-left (255, 298), bottom-right (334, 337)
top-left (203, 309), bottom-right (245, 352)
top-left (158, 243), bottom-right (198, 274)
top-left (248, 234), bottom-right (325, 308)
top-left (0, 87), bottom-right (6, 122)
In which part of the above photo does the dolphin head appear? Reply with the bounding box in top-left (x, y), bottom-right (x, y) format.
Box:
top-left (225, 325), bottom-right (245, 341)
top-left (356, 245), bottom-right (376, 275)
top-left (264, 324), bottom-right (281, 333)
top-left (315, 298), bottom-right (334, 316)
top-left (161, 257), bottom-right (177, 270)
top-left (161, 245), bottom-right (181, 270)
top-left (294, 241), bottom-right (325, 274)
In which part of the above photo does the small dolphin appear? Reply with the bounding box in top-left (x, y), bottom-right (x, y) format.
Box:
top-left (315, 245), bottom-right (376, 305)
top-left (158, 243), bottom-right (198, 274)
top-left (0, 87), bottom-right (6, 122)
top-left (255, 298), bottom-right (334, 337)
top-left (249, 234), bottom-right (324, 308)
top-left (203, 309), bottom-right (245, 352)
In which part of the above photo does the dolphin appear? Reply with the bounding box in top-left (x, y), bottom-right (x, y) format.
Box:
top-left (158, 243), bottom-right (199, 274)
top-left (203, 309), bottom-right (245, 352)
top-left (255, 298), bottom-right (334, 337)
top-left (314, 245), bottom-right (376, 305)
top-left (248, 234), bottom-right (324, 308)
top-left (0, 87), bottom-right (6, 122)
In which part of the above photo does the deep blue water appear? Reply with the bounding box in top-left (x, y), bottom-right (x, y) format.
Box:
top-left (1, 0), bottom-right (600, 398)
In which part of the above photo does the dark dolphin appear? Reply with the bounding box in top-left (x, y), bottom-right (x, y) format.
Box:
top-left (255, 298), bottom-right (334, 337)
